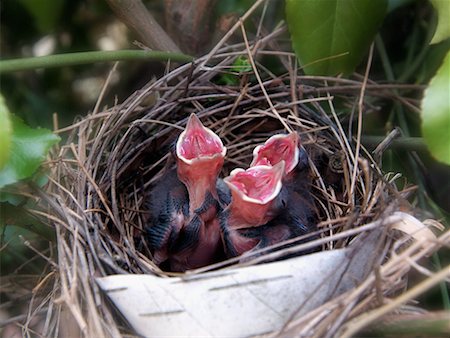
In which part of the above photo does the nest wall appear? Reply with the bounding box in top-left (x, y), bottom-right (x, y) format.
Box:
top-left (37, 28), bottom-right (447, 337)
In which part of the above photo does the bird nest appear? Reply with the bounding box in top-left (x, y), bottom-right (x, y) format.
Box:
top-left (30, 17), bottom-right (448, 338)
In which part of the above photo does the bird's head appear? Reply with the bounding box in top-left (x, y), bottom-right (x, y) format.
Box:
top-left (251, 132), bottom-right (299, 176)
top-left (224, 161), bottom-right (285, 227)
top-left (176, 113), bottom-right (227, 207)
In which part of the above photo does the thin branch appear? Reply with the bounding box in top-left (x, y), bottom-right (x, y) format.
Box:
top-left (340, 263), bottom-right (450, 338)
top-left (349, 43), bottom-right (374, 203)
top-left (105, 0), bottom-right (181, 53)
top-left (362, 136), bottom-right (427, 152)
top-left (361, 311), bottom-right (450, 337)
top-left (239, 21), bottom-right (292, 132)
top-left (0, 50), bottom-right (193, 73)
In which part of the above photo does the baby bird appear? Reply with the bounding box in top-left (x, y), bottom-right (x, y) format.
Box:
top-left (220, 161), bottom-right (285, 257)
top-left (251, 132), bottom-right (302, 179)
top-left (146, 113), bottom-right (227, 271)
top-left (145, 166), bottom-right (189, 266)
top-left (251, 132), bottom-right (318, 252)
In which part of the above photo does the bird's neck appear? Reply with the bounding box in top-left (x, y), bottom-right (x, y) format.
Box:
top-left (186, 176), bottom-right (218, 212)
top-left (177, 157), bottom-right (223, 213)
top-left (228, 200), bottom-right (271, 229)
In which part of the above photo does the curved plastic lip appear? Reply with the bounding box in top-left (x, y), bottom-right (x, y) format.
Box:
top-left (176, 113), bottom-right (227, 164)
top-left (251, 132), bottom-right (299, 174)
top-left (224, 162), bottom-right (285, 205)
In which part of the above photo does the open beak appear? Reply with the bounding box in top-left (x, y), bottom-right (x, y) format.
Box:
top-left (251, 132), bottom-right (299, 175)
top-left (176, 113), bottom-right (226, 165)
top-left (224, 161), bottom-right (285, 227)
top-left (176, 113), bottom-right (227, 209)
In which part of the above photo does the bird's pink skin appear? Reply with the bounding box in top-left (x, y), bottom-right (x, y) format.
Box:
top-left (224, 161), bottom-right (285, 228)
top-left (251, 132), bottom-right (299, 178)
top-left (168, 113), bottom-right (226, 271)
top-left (224, 229), bottom-right (259, 256)
top-left (216, 132), bottom-right (316, 259)
top-left (176, 113), bottom-right (226, 213)
top-left (220, 162), bottom-right (285, 257)
top-left (251, 132), bottom-right (318, 254)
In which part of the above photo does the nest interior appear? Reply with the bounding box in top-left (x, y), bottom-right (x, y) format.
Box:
top-left (61, 67), bottom-right (395, 275)
top-left (37, 24), bottom-right (448, 337)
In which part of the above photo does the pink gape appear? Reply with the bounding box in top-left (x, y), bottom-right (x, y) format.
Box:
top-left (220, 162), bottom-right (285, 256)
top-left (147, 114), bottom-right (226, 272)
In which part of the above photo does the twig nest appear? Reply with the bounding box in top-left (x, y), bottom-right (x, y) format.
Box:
top-left (41, 30), bottom-right (446, 338)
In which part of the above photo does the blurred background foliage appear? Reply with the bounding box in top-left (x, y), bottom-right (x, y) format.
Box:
top-left (0, 0), bottom-right (449, 316)
top-left (0, 0), bottom-right (258, 128)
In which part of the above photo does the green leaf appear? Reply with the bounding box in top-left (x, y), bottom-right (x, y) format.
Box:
top-left (416, 38), bottom-right (450, 84)
top-left (387, 0), bottom-right (415, 12)
top-left (18, 0), bottom-right (64, 33)
top-left (421, 51), bottom-right (450, 165)
top-left (0, 95), bottom-right (12, 169)
top-left (0, 203), bottom-right (55, 241)
top-left (0, 223), bottom-right (48, 274)
top-left (286, 0), bottom-right (388, 75)
top-left (0, 170), bottom-right (49, 205)
top-left (430, 0), bottom-right (450, 45)
top-left (0, 116), bottom-right (60, 188)
top-left (230, 56), bottom-right (252, 73)
top-left (217, 56), bottom-right (252, 85)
